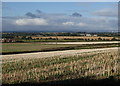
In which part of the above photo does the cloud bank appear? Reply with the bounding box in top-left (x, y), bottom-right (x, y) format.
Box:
top-left (15, 18), bottom-right (48, 25)
top-left (93, 9), bottom-right (117, 17)
top-left (2, 9), bottom-right (118, 32)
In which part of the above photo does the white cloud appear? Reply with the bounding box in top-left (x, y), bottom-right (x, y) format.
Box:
top-left (93, 9), bottom-right (117, 17)
top-left (62, 22), bottom-right (75, 26)
top-left (63, 21), bottom-right (87, 27)
top-left (77, 22), bottom-right (87, 26)
top-left (15, 18), bottom-right (48, 25)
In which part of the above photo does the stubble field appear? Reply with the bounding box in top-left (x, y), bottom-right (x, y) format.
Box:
top-left (2, 47), bottom-right (120, 85)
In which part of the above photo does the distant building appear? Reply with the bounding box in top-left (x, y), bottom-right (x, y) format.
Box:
top-left (0, 38), bottom-right (5, 43)
top-left (93, 34), bottom-right (97, 37)
top-left (0, 38), bottom-right (16, 43)
top-left (79, 34), bottom-right (85, 36)
top-left (86, 34), bottom-right (91, 37)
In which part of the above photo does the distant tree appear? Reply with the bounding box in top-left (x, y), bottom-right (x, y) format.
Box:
top-left (48, 37), bottom-right (52, 40)
top-left (36, 38), bottom-right (39, 40)
top-left (98, 37), bottom-right (102, 41)
top-left (102, 38), bottom-right (106, 41)
top-left (87, 39), bottom-right (90, 41)
top-left (16, 40), bottom-right (24, 43)
top-left (111, 37), bottom-right (117, 41)
top-left (27, 37), bottom-right (32, 40)
top-left (84, 39), bottom-right (88, 41)
top-left (21, 36), bottom-right (27, 40)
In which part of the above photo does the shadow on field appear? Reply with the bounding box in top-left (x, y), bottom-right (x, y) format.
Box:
top-left (2, 76), bottom-right (120, 86)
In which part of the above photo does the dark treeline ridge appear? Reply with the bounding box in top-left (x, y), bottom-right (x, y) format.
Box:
top-left (2, 32), bottom-right (120, 38)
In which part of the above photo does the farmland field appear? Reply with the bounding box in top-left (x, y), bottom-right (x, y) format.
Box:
top-left (2, 43), bottom-right (77, 54)
top-left (20, 36), bottom-right (120, 42)
top-left (2, 2), bottom-right (120, 85)
top-left (31, 36), bottom-right (120, 40)
top-left (2, 41), bottom-right (120, 54)
top-left (2, 47), bottom-right (120, 85)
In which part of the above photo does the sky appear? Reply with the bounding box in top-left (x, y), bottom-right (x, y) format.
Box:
top-left (1, 0), bottom-right (119, 2)
top-left (2, 2), bottom-right (118, 32)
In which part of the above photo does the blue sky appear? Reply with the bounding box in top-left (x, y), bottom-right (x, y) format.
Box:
top-left (2, 2), bottom-right (118, 32)
top-left (2, 0), bottom-right (119, 2)
top-left (3, 2), bottom-right (116, 16)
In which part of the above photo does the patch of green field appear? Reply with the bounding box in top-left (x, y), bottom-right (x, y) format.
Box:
top-left (2, 43), bottom-right (120, 54)
top-left (2, 43), bottom-right (76, 53)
